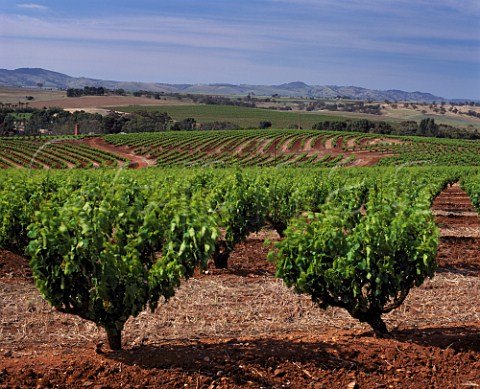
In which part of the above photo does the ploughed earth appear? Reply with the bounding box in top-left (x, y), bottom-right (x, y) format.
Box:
top-left (0, 184), bottom-right (478, 388)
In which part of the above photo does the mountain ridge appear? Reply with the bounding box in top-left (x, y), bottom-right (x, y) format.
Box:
top-left (0, 67), bottom-right (451, 102)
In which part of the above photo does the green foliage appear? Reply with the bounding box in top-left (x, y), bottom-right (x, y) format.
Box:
top-left (460, 172), bottom-right (480, 213)
top-left (210, 170), bottom-right (268, 268)
top-left (0, 166), bottom-right (468, 346)
top-left (0, 176), bottom-right (59, 254)
top-left (269, 180), bottom-right (439, 335)
top-left (27, 177), bottom-right (217, 349)
top-left (264, 171), bottom-right (366, 237)
top-left (265, 174), bottom-right (306, 237)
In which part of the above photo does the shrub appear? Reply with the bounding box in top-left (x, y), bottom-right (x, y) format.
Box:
top-left (27, 179), bottom-right (217, 349)
top-left (269, 182), bottom-right (438, 336)
top-left (210, 171), bottom-right (268, 268)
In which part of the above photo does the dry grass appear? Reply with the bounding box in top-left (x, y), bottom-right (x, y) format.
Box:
top-left (1, 270), bottom-right (478, 350)
top-left (28, 95), bottom-right (190, 110)
top-left (0, 86), bottom-right (65, 104)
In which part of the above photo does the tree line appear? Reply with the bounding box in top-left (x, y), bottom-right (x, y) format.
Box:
top-left (66, 86), bottom-right (127, 98)
top-left (312, 118), bottom-right (480, 140)
top-left (0, 107), bottom-right (265, 136)
top-left (0, 108), bottom-right (172, 136)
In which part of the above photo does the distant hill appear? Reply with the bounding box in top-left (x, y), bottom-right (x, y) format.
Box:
top-left (0, 67), bottom-right (447, 102)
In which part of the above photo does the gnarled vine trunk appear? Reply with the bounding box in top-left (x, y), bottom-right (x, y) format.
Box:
top-left (212, 240), bottom-right (231, 269)
top-left (106, 329), bottom-right (122, 350)
top-left (354, 310), bottom-right (389, 338)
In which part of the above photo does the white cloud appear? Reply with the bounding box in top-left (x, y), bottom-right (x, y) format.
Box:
top-left (0, 14), bottom-right (276, 54)
top-left (1, 10), bottom-right (477, 63)
top-left (268, 0), bottom-right (480, 14)
top-left (17, 3), bottom-right (48, 11)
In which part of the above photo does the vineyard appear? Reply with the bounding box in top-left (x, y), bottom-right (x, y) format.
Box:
top-left (0, 163), bottom-right (478, 387)
top-left (0, 136), bottom-right (128, 169)
top-left (2, 129), bottom-right (480, 169)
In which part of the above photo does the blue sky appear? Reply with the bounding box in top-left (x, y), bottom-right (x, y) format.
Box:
top-left (0, 0), bottom-right (479, 99)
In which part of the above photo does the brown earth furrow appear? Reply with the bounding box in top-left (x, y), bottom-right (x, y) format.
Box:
top-left (432, 182), bottom-right (480, 275)
top-left (82, 137), bottom-right (156, 168)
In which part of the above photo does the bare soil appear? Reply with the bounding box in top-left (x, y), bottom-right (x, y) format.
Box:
top-left (0, 185), bottom-right (479, 388)
top-left (80, 138), bottom-right (156, 168)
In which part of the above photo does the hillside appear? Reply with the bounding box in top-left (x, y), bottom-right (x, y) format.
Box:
top-left (0, 68), bottom-right (447, 102)
top-left (1, 130), bottom-right (480, 170)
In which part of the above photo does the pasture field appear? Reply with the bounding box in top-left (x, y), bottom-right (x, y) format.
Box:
top-left (115, 103), bottom-right (480, 130)
top-left (382, 106), bottom-right (480, 129)
top-left (0, 86), bottom-right (65, 105)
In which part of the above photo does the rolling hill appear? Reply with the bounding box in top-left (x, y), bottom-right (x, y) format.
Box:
top-left (0, 67), bottom-right (446, 102)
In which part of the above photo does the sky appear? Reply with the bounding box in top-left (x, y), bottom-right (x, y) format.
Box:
top-left (0, 0), bottom-right (479, 99)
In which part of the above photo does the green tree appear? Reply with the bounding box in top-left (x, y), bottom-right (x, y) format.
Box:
top-left (171, 117), bottom-right (196, 131)
top-left (0, 114), bottom-right (15, 135)
top-left (259, 121), bottom-right (272, 129)
top-left (419, 118), bottom-right (438, 137)
top-left (102, 113), bottom-right (129, 134)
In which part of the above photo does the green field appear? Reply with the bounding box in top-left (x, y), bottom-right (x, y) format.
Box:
top-left (111, 104), bottom-right (374, 129)
top-left (110, 103), bottom-right (480, 130)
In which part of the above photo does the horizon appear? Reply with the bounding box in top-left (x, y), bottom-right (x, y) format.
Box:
top-left (0, 66), bottom-right (456, 99)
top-left (0, 1), bottom-right (479, 100)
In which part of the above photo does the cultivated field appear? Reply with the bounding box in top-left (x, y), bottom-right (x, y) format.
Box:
top-left (2, 129), bottom-right (480, 169)
top-left (0, 180), bottom-right (478, 388)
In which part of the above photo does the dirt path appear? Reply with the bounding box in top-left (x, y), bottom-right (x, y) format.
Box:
top-left (432, 182), bottom-right (480, 238)
top-left (82, 137), bottom-right (156, 168)
top-left (432, 182), bottom-right (480, 276)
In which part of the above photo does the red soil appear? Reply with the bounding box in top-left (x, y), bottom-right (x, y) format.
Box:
top-left (80, 137), bottom-right (156, 168)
